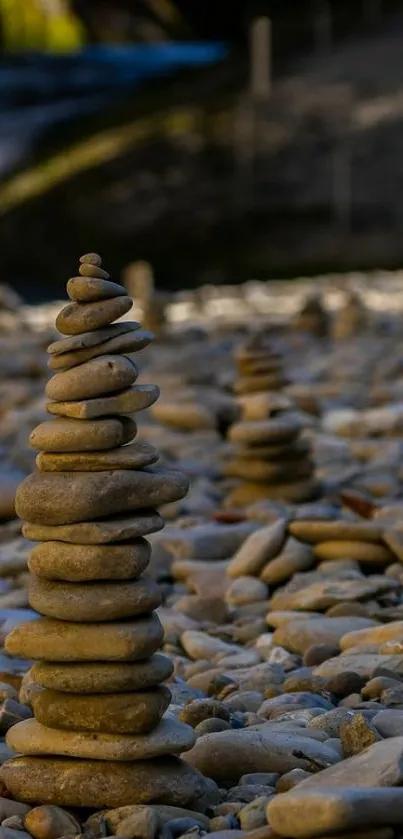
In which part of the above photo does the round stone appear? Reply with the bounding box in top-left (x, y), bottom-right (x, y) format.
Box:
top-left (32, 686), bottom-right (171, 734)
top-left (56, 297), bottom-right (132, 335)
top-left (7, 717), bottom-right (195, 760)
top-left (48, 329), bottom-right (154, 371)
top-left (45, 355), bottom-right (137, 402)
top-left (23, 511), bottom-right (165, 544)
top-left (5, 614), bottom-right (164, 661)
top-left (229, 418), bottom-right (302, 446)
top-left (36, 442), bottom-right (159, 472)
top-left (29, 417), bottom-right (136, 453)
top-left (79, 252), bottom-right (102, 266)
top-left (29, 576), bottom-right (162, 622)
top-left (46, 384), bottom-right (159, 419)
top-left (0, 756), bottom-right (210, 808)
top-left (31, 654), bottom-right (173, 693)
top-left (48, 322), bottom-right (140, 355)
top-left (28, 539), bottom-right (151, 582)
top-left (16, 468), bottom-right (189, 526)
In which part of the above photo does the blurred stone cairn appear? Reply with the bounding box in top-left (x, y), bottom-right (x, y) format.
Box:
top-left (290, 293), bottom-right (329, 338)
top-left (0, 254), bottom-right (215, 808)
top-left (122, 260), bottom-right (171, 339)
top-left (224, 331), bottom-right (320, 507)
top-left (331, 289), bottom-right (369, 341)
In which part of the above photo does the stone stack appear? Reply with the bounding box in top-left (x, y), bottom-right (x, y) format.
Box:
top-left (225, 333), bottom-right (320, 507)
top-left (0, 254), bottom-right (213, 809)
top-left (122, 260), bottom-right (169, 338)
top-left (290, 293), bottom-right (329, 338)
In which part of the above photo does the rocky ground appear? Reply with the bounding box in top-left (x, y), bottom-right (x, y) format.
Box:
top-left (2, 272), bottom-right (403, 837)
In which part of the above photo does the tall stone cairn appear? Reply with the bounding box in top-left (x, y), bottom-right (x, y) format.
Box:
top-left (225, 332), bottom-right (320, 506)
top-left (0, 254), bottom-right (213, 809)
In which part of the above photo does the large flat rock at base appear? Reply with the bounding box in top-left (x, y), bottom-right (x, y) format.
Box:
top-left (23, 511), bottom-right (165, 544)
top-left (31, 654), bottom-right (173, 693)
top-left (28, 575), bottom-right (162, 622)
top-left (183, 726), bottom-right (339, 785)
top-left (267, 787), bottom-right (403, 838)
top-left (16, 469), bottom-right (189, 526)
top-left (0, 756), bottom-right (213, 808)
top-left (7, 717), bottom-right (195, 760)
top-left (5, 614), bottom-right (164, 661)
top-left (295, 736), bottom-right (403, 789)
top-left (28, 539), bottom-right (151, 582)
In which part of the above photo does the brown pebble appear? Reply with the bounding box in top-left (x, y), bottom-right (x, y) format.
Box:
top-left (79, 253), bottom-right (102, 266)
top-left (303, 644), bottom-right (340, 667)
top-left (79, 263), bottom-right (110, 279)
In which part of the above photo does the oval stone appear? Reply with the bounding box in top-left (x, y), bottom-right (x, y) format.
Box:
top-left (67, 277), bottom-right (126, 302)
top-left (36, 442), bottom-right (158, 473)
top-left (56, 297), bottom-right (132, 335)
top-left (31, 654), bottom-right (173, 693)
top-left (29, 417), bottom-right (136, 453)
top-left (29, 576), bottom-right (162, 622)
top-left (45, 356), bottom-right (137, 402)
top-left (28, 539), bottom-right (151, 581)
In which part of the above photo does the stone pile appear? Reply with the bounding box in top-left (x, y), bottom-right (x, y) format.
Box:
top-left (290, 293), bottom-right (329, 338)
top-left (0, 253), bottom-right (214, 809)
top-left (225, 333), bottom-right (320, 506)
top-left (122, 261), bottom-right (169, 338)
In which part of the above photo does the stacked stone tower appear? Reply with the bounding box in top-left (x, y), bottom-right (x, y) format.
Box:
top-left (0, 254), bottom-right (212, 809)
top-left (225, 332), bottom-right (320, 506)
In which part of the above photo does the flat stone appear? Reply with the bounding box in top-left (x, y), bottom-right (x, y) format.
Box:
top-left (47, 384), bottom-right (159, 419)
top-left (183, 726), bottom-right (339, 785)
top-left (7, 717), bottom-right (195, 760)
top-left (225, 458), bottom-right (313, 482)
top-left (227, 520), bottom-right (288, 578)
top-left (229, 419), bottom-right (301, 446)
top-left (268, 787), bottom-right (403, 838)
top-left (237, 392), bottom-right (293, 421)
top-left (31, 654), bottom-right (173, 693)
top-left (340, 621), bottom-right (403, 651)
top-left (269, 574), bottom-right (395, 612)
top-left (29, 417), bottom-right (136, 452)
top-left (314, 654), bottom-right (403, 680)
top-left (48, 329), bottom-right (155, 371)
top-left (0, 756), bottom-right (211, 808)
top-left (273, 617), bottom-right (378, 654)
top-left (28, 539), bottom-right (151, 581)
top-left (29, 576), bottom-right (161, 621)
top-left (23, 511), bottom-right (164, 544)
top-left (78, 261), bottom-right (109, 277)
top-left (55, 297), bottom-right (132, 335)
top-left (48, 322), bottom-right (140, 355)
top-left (288, 520), bottom-right (384, 544)
top-left (234, 375), bottom-right (288, 394)
top-left (313, 541), bottom-right (394, 564)
top-left (45, 356), bottom-right (138, 401)
top-left (235, 439), bottom-right (310, 460)
top-left (32, 686), bottom-right (170, 733)
top-left (161, 522), bottom-right (257, 561)
top-left (16, 468), bottom-right (189, 525)
top-left (226, 478), bottom-right (320, 507)
top-left (37, 442), bottom-right (159, 472)
top-left (67, 277), bottom-right (126, 302)
top-left (5, 614), bottom-right (163, 661)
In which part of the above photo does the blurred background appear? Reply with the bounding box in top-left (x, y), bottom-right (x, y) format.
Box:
top-left (0, 0), bottom-right (402, 300)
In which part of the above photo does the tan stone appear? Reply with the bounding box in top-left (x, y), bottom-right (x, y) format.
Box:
top-left (229, 419), bottom-right (301, 446)
top-left (23, 511), bottom-right (164, 544)
top-left (340, 620), bottom-right (403, 651)
top-left (16, 468), bottom-right (189, 525)
top-left (45, 356), bottom-right (137, 401)
top-left (5, 614), bottom-right (164, 661)
top-left (79, 252), bottom-right (102, 266)
top-left (29, 575), bottom-right (161, 621)
top-left (55, 296), bottom-right (132, 335)
top-left (28, 539), bottom-right (151, 581)
top-left (32, 685), bottom-right (171, 733)
top-left (313, 541), bottom-right (393, 564)
top-left (78, 263), bottom-right (109, 278)
top-left (260, 537), bottom-right (313, 584)
top-left (289, 520), bottom-right (384, 544)
top-left (31, 654), bottom-right (173, 693)
top-left (237, 393), bottom-right (292, 421)
top-left (48, 321), bottom-right (140, 355)
top-left (24, 804), bottom-right (80, 839)
top-left (225, 478), bottom-right (320, 507)
top-left (234, 375), bottom-right (288, 394)
top-left (67, 277), bottom-right (126, 301)
top-left (37, 442), bottom-right (158, 472)
top-left (234, 439), bottom-right (310, 461)
top-left (0, 756), bottom-right (210, 808)
top-left (225, 457), bottom-right (313, 482)
top-left (48, 329), bottom-right (154, 371)
top-left (47, 384), bottom-right (159, 419)
top-left (8, 717), bottom-right (195, 760)
top-left (29, 417), bottom-right (136, 452)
